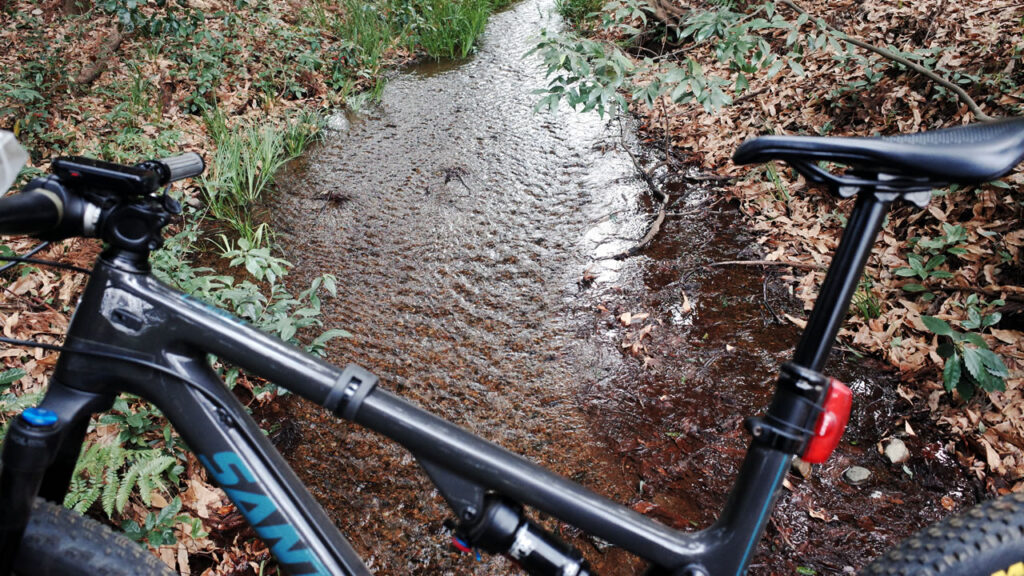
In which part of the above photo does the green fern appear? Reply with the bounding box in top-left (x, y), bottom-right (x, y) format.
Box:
top-left (65, 442), bottom-right (124, 513)
top-left (64, 440), bottom-right (178, 518)
top-left (132, 455), bottom-right (176, 509)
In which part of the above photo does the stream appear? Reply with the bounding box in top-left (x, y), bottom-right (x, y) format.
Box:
top-left (266, 0), bottom-right (980, 573)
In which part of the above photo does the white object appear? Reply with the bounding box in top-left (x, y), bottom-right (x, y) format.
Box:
top-left (0, 131), bottom-right (29, 196)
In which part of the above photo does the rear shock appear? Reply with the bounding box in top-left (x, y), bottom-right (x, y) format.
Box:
top-left (455, 497), bottom-right (593, 576)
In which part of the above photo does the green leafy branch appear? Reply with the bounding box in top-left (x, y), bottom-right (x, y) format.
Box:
top-left (922, 315), bottom-right (1009, 402)
top-left (531, 0), bottom-right (843, 117)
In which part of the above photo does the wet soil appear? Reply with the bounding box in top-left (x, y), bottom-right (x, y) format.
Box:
top-left (266, 0), bottom-right (981, 573)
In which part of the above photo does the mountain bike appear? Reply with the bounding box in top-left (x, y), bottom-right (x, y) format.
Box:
top-left (0, 118), bottom-right (1023, 576)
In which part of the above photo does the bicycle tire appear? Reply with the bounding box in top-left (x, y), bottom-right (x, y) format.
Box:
top-left (863, 491), bottom-right (1024, 576)
top-left (12, 498), bottom-right (175, 576)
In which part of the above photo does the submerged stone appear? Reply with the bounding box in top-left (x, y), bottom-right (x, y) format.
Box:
top-left (844, 466), bottom-right (871, 486)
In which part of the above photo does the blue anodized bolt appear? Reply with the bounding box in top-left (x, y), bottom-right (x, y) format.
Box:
top-left (20, 407), bottom-right (59, 427)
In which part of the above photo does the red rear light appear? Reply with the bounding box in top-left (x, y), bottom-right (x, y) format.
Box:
top-left (802, 378), bottom-right (852, 464)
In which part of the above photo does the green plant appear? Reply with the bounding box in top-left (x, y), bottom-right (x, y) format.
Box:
top-left (530, 31), bottom-right (635, 116)
top-left (914, 223), bottom-right (967, 256)
top-left (100, 396), bottom-right (182, 449)
top-left (121, 496), bottom-right (204, 547)
top-left (763, 160), bottom-right (790, 202)
top-left (852, 277), bottom-right (882, 320)
top-left (532, 0), bottom-right (836, 117)
top-left (63, 438), bottom-right (182, 517)
top-left (955, 294), bottom-right (1004, 331)
top-left (215, 232), bottom-right (291, 284)
top-left (282, 109), bottom-right (327, 159)
top-left (0, 368), bottom-right (39, 436)
top-left (922, 316), bottom-right (1009, 401)
top-left (556, 0), bottom-right (604, 31)
top-left (411, 0), bottom-right (491, 59)
top-left (893, 253), bottom-right (953, 300)
top-left (200, 116), bottom-right (287, 235)
top-left (330, 0), bottom-right (396, 81)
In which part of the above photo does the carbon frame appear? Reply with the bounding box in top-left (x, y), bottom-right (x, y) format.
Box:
top-left (19, 188), bottom-right (894, 576)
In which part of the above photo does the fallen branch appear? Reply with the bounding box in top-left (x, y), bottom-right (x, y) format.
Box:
top-left (708, 259), bottom-right (825, 271)
top-left (679, 172), bottom-right (734, 183)
top-left (606, 118), bottom-right (672, 260)
top-left (74, 30), bottom-right (124, 87)
top-left (780, 0), bottom-right (994, 122)
top-left (613, 202), bottom-right (667, 260)
top-left (926, 284), bottom-right (1024, 304)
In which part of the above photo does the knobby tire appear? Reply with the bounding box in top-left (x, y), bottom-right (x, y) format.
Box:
top-left (864, 491), bottom-right (1024, 576)
top-left (13, 497), bottom-right (174, 576)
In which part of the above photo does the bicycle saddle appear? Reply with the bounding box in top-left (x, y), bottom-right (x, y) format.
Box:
top-left (733, 117), bottom-right (1024, 200)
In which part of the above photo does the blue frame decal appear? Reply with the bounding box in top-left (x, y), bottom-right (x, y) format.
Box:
top-left (200, 452), bottom-right (330, 576)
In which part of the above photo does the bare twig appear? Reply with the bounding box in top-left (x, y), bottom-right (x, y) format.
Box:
top-left (780, 0), bottom-right (994, 122)
top-left (762, 277), bottom-right (784, 324)
top-left (604, 118), bottom-right (672, 260)
top-left (678, 172), bottom-right (734, 183)
top-left (731, 86), bottom-right (772, 106)
top-left (613, 204), bottom-right (667, 260)
top-left (709, 259), bottom-right (826, 271)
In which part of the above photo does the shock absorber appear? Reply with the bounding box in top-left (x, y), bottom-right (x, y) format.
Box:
top-left (0, 408), bottom-right (63, 575)
top-left (457, 497), bottom-right (593, 576)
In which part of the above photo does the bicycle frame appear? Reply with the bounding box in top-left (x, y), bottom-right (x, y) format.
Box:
top-left (0, 187), bottom-right (895, 576)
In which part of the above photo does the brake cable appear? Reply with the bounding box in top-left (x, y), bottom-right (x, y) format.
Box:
top-left (0, 242), bottom-right (90, 275)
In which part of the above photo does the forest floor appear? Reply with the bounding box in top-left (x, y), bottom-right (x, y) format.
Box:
top-left (612, 0), bottom-right (1024, 493)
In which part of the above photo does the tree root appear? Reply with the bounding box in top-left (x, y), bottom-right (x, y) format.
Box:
top-left (74, 30), bottom-right (124, 87)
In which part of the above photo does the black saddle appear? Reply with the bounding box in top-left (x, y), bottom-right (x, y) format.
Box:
top-left (733, 117), bottom-right (1024, 202)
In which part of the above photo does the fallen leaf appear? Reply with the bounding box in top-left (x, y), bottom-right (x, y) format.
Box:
top-left (808, 507), bottom-right (830, 521)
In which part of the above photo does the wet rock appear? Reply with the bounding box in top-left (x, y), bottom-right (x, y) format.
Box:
top-left (326, 113), bottom-right (350, 132)
top-left (844, 466), bottom-right (871, 486)
top-left (884, 438), bottom-right (910, 464)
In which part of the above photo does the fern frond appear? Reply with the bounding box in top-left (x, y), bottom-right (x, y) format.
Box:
top-left (116, 462), bottom-right (141, 514)
top-left (102, 465), bottom-right (120, 517)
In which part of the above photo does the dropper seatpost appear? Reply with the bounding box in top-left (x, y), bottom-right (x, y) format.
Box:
top-left (791, 190), bottom-right (893, 373)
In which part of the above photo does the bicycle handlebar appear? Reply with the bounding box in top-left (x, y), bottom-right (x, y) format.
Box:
top-left (0, 152), bottom-right (204, 248)
top-left (139, 153), bottom-right (205, 186)
top-left (0, 189), bottom-right (63, 237)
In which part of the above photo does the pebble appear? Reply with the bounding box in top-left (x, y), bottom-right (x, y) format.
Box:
top-left (792, 458), bottom-right (813, 479)
top-left (884, 438), bottom-right (910, 464)
top-left (843, 466), bottom-right (871, 486)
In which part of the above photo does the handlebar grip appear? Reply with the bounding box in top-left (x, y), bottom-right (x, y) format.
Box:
top-left (155, 153), bottom-right (205, 183)
top-left (0, 189), bottom-right (63, 236)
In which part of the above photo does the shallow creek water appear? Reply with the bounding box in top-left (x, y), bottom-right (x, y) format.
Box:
top-left (267, 0), bottom-right (979, 573)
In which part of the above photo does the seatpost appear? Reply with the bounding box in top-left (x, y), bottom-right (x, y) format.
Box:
top-left (791, 190), bottom-right (893, 372)
top-left (704, 189), bottom-right (896, 576)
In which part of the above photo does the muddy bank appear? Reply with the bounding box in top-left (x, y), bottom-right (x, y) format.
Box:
top-left (266, 0), bottom-right (980, 572)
